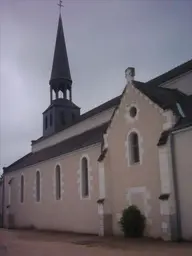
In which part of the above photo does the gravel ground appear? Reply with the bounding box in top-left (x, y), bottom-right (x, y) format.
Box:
top-left (0, 229), bottom-right (192, 256)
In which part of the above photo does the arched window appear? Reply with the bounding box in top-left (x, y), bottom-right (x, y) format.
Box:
top-left (55, 165), bottom-right (61, 200)
top-left (129, 132), bottom-right (140, 164)
top-left (20, 175), bottom-right (24, 203)
top-left (59, 90), bottom-right (63, 99)
top-left (81, 157), bottom-right (89, 197)
top-left (36, 171), bottom-right (40, 202)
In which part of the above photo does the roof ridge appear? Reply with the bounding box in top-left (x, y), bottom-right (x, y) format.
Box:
top-left (45, 121), bottom-right (109, 148)
top-left (33, 95), bottom-right (120, 144)
top-left (146, 59), bottom-right (192, 86)
top-left (5, 122), bottom-right (109, 173)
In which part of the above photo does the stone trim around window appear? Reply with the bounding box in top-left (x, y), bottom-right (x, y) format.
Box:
top-left (77, 154), bottom-right (92, 200)
top-left (33, 169), bottom-right (42, 203)
top-left (125, 128), bottom-right (144, 167)
top-left (124, 103), bottom-right (140, 124)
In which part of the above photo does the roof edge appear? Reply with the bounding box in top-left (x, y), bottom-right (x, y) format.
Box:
top-left (146, 59), bottom-right (192, 87)
top-left (33, 96), bottom-right (120, 144)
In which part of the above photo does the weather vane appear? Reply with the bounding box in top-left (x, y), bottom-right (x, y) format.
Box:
top-left (58, 0), bottom-right (64, 13)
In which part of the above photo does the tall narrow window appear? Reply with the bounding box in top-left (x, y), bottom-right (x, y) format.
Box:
top-left (55, 165), bottom-right (61, 200)
top-left (81, 157), bottom-right (89, 197)
top-left (36, 171), bottom-right (40, 202)
top-left (20, 175), bottom-right (24, 203)
top-left (129, 132), bottom-right (140, 164)
top-left (72, 113), bottom-right (75, 122)
top-left (60, 112), bottom-right (66, 125)
top-left (59, 90), bottom-right (63, 99)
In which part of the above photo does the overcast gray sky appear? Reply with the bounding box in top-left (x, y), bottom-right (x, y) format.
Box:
top-left (0, 0), bottom-right (192, 173)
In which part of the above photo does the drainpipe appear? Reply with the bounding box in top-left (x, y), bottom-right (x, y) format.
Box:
top-left (170, 134), bottom-right (182, 241)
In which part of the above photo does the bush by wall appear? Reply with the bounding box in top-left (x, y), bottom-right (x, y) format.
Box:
top-left (119, 205), bottom-right (146, 238)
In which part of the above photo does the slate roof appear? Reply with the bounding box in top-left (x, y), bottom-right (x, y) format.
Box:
top-left (98, 148), bottom-right (108, 162)
top-left (4, 59), bottom-right (192, 171)
top-left (33, 95), bottom-right (121, 144)
top-left (147, 59), bottom-right (192, 87)
top-left (157, 117), bottom-right (192, 146)
top-left (50, 14), bottom-right (72, 85)
top-left (135, 60), bottom-right (192, 145)
top-left (172, 117), bottom-right (192, 131)
top-left (4, 123), bottom-right (109, 173)
top-left (157, 130), bottom-right (170, 146)
top-left (134, 79), bottom-right (192, 146)
top-left (134, 81), bottom-right (190, 114)
top-left (157, 103), bottom-right (192, 146)
top-left (43, 98), bottom-right (80, 114)
top-left (33, 60), bottom-right (192, 144)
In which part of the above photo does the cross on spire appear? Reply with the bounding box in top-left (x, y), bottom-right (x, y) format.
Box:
top-left (57, 0), bottom-right (64, 13)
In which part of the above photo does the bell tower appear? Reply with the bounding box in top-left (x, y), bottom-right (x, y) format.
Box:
top-left (43, 11), bottom-right (80, 137)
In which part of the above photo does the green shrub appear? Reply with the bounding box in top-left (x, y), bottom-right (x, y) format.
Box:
top-left (119, 205), bottom-right (146, 238)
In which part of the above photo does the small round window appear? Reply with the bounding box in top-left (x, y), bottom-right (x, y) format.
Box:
top-left (129, 106), bottom-right (137, 118)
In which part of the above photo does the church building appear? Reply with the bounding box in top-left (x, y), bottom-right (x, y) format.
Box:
top-left (1, 13), bottom-right (192, 241)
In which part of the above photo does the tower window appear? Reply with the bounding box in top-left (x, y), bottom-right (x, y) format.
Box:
top-left (59, 91), bottom-right (63, 99)
top-left (66, 90), bottom-right (69, 100)
top-left (50, 113), bottom-right (53, 126)
top-left (81, 157), bottom-right (89, 198)
top-left (72, 113), bottom-right (75, 122)
top-left (60, 112), bottom-right (66, 125)
top-left (45, 116), bottom-right (48, 129)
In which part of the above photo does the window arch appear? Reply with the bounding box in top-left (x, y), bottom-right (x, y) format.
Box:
top-left (20, 175), bottom-right (24, 203)
top-left (55, 165), bottom-right (61, 200)
top-left (36, 171), bottom-right (40, 202)
top-left (81, 157), bottom-right (89, 198)
top-left (129, 132), bottom-right (140, 164)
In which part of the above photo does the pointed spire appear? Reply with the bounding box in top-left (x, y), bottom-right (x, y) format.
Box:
top-left (49, 14), bottom-right (72, 88)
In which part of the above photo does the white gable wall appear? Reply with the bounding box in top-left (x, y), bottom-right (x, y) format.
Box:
top-left (173, 127), bottom-right (192, 240)
top-left (160, 71), bottom-right (192, 95)
top-left (32, 107), bottom-right (115, 152)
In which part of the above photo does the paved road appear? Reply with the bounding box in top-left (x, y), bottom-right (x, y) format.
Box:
top-left (0, 229), bottom-right (192, 256)
top-left (0, 245), bottom-right (7, 256)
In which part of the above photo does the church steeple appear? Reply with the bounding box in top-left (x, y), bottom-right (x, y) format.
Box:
top-left (49, 14), bottom-right (72, 102)
top-left (42, 11), bottom-right (80, 138)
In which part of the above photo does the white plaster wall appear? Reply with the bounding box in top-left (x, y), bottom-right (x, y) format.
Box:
top-left (105, 83), bottom-right (168, 238)
top-left (162, 110), bottom-right (176, 131)
top-left (3, 144), bottom-right (101, 234)
top-left (126, 186), bottom-right (151, 219)
top-left (32, 107), bottom-right (115, 152)
top-left (158, 146), bottom-right (171, 195)
top-left (160, 71), bottom-right (192, 95)
top-left (98, 162), bottom-right (105, 199)
top-left (158, 144), bottom-right (173, 222)
top-left (174, 128), bottom-right (192, 240)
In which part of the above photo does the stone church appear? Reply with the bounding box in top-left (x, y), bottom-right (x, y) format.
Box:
top-left (1, 14), bottom-right (192, 241)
